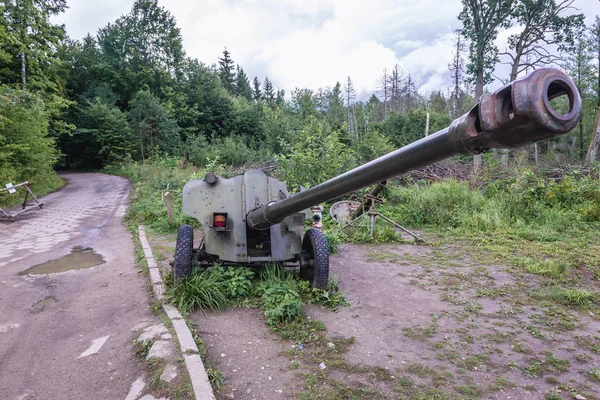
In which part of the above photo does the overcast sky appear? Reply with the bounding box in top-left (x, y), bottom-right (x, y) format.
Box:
top-left (54, 0), bottom-right (599, 100)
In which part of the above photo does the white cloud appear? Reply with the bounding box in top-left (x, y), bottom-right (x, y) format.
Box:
top-left (54, 0), bottom-right (599, 100)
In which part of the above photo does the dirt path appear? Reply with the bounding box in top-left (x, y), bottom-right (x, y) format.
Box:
top-left (175, 240), bottom-right (600, 400)
top-left (0, 173), bottom-right (156, 400)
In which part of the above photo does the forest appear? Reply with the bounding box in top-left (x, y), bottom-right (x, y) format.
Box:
top-left (0, 0), bottom-right (599, 196)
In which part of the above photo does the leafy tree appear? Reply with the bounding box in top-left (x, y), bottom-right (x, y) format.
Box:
top-left (323, 82), bottom-right (345, 130)
top-left (0, 86), bottom-right (58, 183)
top-left (0, 0), bottom-right (67, 90)
top-left (67, 98), bottom-right (134, 168)
top-left (499, 0), bottom-right (584, 82)
top-left (173, 58), bottom-right (234, 140)
top-left (427, 90), bottom-right (451, 116)
top-left (96, 0), bottom-right (184, 106)
top-left (218, 47), bottom-right (235, 94)
top-left (129, 90), bottom-right (179, 160)
top-left (381, 110), bottom-right (451, 148)
top-left (562, 31), bottom-right (596, 158)
top-left (458, 0), bottom-right (514, 99)
top-left (64, 35), bottom-right (109, 100)
top-left (235, 66), bottom-right (252, 100)
top-left (591, 16), bottom-right (600, 107)
top-left (261, 105), bottom-right (293, 154)
top-left (278, 117), bottom-right (357, 190)
top-left (290, 88), bottom-right (319, 121)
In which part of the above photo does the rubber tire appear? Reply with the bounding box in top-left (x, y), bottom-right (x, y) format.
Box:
top-left (173, 224), bottom-right (193, 285)
top-left (301, 228), bottom-right (329, 290)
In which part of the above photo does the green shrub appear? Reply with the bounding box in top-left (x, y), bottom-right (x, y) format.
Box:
top-left (0, 86), bottom-right (62, 207)
top-left (278, 117), bottom-right (357, 191)
top-left (222, 267), bottom-right (254, 298)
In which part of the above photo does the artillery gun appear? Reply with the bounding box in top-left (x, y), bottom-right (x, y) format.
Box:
top-left (173, 68), bottom-right (581, 289)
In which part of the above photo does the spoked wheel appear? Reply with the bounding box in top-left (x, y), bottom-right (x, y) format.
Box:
top-left (300, 228), bottom-right (329, 289)
top-left (173, 224), bottom-right (193, 285)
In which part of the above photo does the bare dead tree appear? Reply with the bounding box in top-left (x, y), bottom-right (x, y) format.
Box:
top-left (448, 29), bottom-right (467, 118)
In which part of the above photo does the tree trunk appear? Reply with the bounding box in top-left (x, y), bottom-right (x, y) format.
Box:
top-left (473, 70), bottom-right (484, 170)
top-left (579, 119), bottom-right (584, 159)
top-left (21, 52), bottom-right (26, 90)
top-left (584, 106), bottom-right (600, 168)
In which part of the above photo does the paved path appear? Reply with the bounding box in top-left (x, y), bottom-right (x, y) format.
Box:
top-left (0, 173), bottom-right (155, 400)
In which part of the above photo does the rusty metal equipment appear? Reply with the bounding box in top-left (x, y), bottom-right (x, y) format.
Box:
top-left (0, 181), bottom-right (44, 222)
top-left (331, 192), bottom-right (426, 243)
top-left (174, 68), bottom-right (581, 289)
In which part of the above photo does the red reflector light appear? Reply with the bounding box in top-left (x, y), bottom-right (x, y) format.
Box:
top-left (213, 214), bottom-right (227, 228)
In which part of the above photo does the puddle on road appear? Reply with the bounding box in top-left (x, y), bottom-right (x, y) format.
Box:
top-left (32, 296), bottom-right (56, 312)
top-left (19, 246), bottom-right (105, 275)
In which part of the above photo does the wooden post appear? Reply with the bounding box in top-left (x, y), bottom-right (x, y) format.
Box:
top-left (164, 192), bottom-right (173, 224)
top-left (425, 112), bottom-right (430, 137)
top-left (473, 154), bottom-right (482, 170)
top-left (585, 106), bottom-right (600, 168)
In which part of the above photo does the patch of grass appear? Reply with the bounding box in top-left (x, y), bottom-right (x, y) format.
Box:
top-left (366, 251), bottom-right (398, 262)
top-left (588, 368), bottom-right (600, 383)
top-left (488, 376), bottom-right (516, 391)
top-left (454, 384), bottom-right (481, 397)
top-left (105, 161), bottom-right (201, 234)
top-left (403, 320), bottom-right (439, 342)
top-left (413, 388), bottom-right (451, 400)
top-left (299, 276), bottom-right (350, 311)
top-left (575, 335), bottom-right (600, 353)
top-left (522, 353), bottom-right (570, 378)
top-left (206, 367), bottom-right (225, 390)
top-left (133, 339), bottom-right (153, 360)
top-left (523, 360), bottom-right (543, 378)
top-left (166, 269), bottom-right (229, 313)
top-left (531, 285), bottom-right (595, 307)
top-left (544, 390), bottom-right (564, 400)
top-left (543, 352), bottom-right (570, 373)
top-left (298, 371), bottom-right (384, 400)
top-left (514, 257), bottom-right (568, 279)
top-left (394, 376), bottom-right (413, 390)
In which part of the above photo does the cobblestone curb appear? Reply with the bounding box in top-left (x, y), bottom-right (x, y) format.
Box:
top-left (138, 226), bottom-right (216, 400)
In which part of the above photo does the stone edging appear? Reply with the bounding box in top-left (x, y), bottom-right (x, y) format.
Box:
top-left (138, 225), bottom-right (216, 400)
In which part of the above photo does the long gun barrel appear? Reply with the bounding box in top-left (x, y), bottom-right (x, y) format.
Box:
top-left (247, 68), bottom-right (581, 231)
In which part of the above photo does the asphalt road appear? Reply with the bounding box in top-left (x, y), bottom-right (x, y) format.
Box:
top-left (0, 173), bottom-right (155, 400)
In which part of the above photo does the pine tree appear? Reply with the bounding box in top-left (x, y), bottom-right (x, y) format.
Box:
top-left (263, 76), bottom-right (275, 105)
top-left (276, 89), bottom-right (285, 106)
top-left (235, 66), bottom-right (252, 100)
top-left (218, 47), bottom-right (235, 94)
top-left (344, 76), bottom-right (357, 137)
top-left (252, 76), bottom-right (261, 101)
